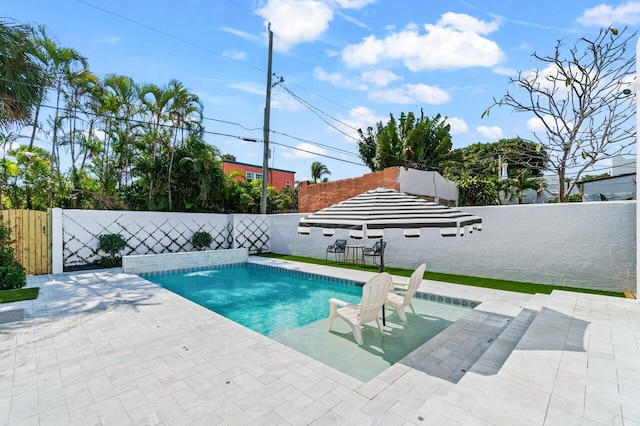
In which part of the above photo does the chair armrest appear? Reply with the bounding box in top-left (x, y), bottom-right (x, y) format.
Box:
top-left (329, 298), bottom-right (349, 308)
top-left (392, 282), bottom-right (409, 290)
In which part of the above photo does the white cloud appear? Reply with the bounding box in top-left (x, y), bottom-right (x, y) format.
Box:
top-left (219, 27), bottom-right (261, 42)
top-left (477, 125), bottom-right (503, 139)
top-left (222, 49), bottom-right (246, 61)
top-left (577, 1), bottom-right (640, 27)
top-left (0, 140), bottom-right (20, 155)
top-left (271, 92), bottom-right (305, 111)
top-left (438, 12), bottom-right (501, 34)
top-left (360, 69), bottom-right (401, 87)
top-left (93, 130), bottom-right (106, 142)
top-left (341, 12), bottom-right (505, 71)
top-left (369, 83), bottom-right (451, 104)
top-left (332, 106), bottom-right (387, 141)
top-left (493, 66), bottom-right (517, 77)
top-left (335, 10), bottom-right (369, 29)
top-left (523, 64), bottom-right (594, 95)
top-left (526, 114), bottom-right (574, 134)
top-left (445, 117), bottom-right (468, 134)
top-left (313, 67), bottom-right (367, 89)
top-left (526, 117), bottom-right (547, 133)
top-left (256, 0), bottom-right (334, 51)
top-left (91, 36), bottom-right (119, 44)
top-left (228, 81), bottom-right (264, 95)
top-left (330, 0), bottom-right (376, 8)
top-left (282, 142), bottom-right (327, 159)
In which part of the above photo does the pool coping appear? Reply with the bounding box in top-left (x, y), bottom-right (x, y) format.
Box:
top-left (141, 260), bottom-right (481, 309)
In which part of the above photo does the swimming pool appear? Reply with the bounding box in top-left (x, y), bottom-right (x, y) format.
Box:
top-left (145, 263), bottom-right (363, 337)
top-left (144, 262), bottom-right (474, 382)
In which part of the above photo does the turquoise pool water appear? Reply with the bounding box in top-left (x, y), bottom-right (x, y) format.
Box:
top-left (145, 263), bottom-right (473, 382)
top-left (145, 263), bottom-right (363, 337)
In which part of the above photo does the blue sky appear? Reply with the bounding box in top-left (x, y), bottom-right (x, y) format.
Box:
top-left (3, 0), bottom-right (639, 182)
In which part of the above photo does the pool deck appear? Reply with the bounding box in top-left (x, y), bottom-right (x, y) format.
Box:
top-left (1, 256), bottom-right (638, 425)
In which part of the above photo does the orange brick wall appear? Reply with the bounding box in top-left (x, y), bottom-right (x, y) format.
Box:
top-left (298, 167), bottom-right (402, 212)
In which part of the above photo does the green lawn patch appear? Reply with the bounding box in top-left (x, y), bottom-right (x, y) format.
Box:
top-left (0, 287), bottom-right (40, 304)
top-left (257, 253), bottom-right (625, 298)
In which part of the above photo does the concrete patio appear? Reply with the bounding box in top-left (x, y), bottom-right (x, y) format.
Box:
top-left (1, 257), bottom-right (639, 425)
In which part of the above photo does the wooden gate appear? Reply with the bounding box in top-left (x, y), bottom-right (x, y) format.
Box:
top-left (0, 209), bottom-right (52, 275)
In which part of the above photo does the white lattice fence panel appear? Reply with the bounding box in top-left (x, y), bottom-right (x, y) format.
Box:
top-left (62, 210), bottom-right (233, 268)
top-left (234, 214), bottom-right (270, 254)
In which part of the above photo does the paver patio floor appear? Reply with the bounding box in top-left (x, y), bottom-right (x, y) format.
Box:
top-left (1, 257), bottom-right (639, 425)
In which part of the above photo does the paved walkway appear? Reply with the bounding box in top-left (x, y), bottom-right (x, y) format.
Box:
top-left (1, 257), bottom-right (639, 425)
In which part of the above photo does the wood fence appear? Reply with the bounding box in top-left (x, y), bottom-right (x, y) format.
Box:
top-left (0, 209), bottom-right (52, 275)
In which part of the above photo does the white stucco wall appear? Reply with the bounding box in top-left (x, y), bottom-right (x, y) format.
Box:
top-left (270, 201), bottom-right (636, 293)
top-left (61, 210), bottom-right (232, 268)
top-left (398, 168), bottom-right (458, 205)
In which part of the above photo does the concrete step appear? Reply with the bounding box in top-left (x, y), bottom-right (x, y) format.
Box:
top-left (420, 293), bottom-right (550, 424)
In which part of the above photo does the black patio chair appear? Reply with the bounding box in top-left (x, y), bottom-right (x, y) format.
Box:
top-left (326, 239), bottom-right (347, 263)
top-left (363, 240), bottom-right (386, 266)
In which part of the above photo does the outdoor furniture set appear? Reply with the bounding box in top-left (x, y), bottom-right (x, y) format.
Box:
top-left (328, 263), bottom-right (427, 344)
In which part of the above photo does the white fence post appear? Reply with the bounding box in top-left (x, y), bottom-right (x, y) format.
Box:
top-left (51, 208), bottom-right (63, 274)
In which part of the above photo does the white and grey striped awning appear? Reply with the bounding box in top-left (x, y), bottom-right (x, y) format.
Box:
top-left (298, 187), bottom-right (482, 238)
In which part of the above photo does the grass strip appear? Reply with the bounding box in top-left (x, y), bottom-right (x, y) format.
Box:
top-left (257, 253), bottom-right (624, 298)
top-left (0, 287), bottom-right (40, 304)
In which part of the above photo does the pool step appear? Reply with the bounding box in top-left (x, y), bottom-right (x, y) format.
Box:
top-left (397, 294), bottom-right (528, 386)
top-left (465, 304), bottom-right (539, 376)
top-left (422, 293), bottom-right (577, 424)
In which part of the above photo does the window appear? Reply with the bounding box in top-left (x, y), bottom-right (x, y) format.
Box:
top-left (246, 172), bottom-right (263, 182)
top-left (286, 180), bottom-right (291, 187)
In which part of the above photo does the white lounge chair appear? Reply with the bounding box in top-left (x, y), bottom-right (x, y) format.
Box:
top-left (328, 272), bottom-right (393, 345)
top-left (385, 263), bottom-right (427, 322)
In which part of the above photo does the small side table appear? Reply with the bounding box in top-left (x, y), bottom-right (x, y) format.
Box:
top-left (345, 245), bottom-right (365, 266)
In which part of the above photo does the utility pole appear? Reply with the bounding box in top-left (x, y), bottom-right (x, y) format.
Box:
top-left (261, 24), bottom-right (273, 215)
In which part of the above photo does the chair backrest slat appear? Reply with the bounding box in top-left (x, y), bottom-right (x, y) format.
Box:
top-left (407, 263), bottom-right (427, 296)
top-left (359, 272), bottom-right (392, 323)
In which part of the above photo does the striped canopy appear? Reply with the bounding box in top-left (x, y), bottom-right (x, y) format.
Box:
top-left (298, 187), bottom-right (482, 238)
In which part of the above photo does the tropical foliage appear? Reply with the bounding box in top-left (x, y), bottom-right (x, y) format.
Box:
top-left (0, 218), bottom-right (26, 290)
top-left (0, 20), bottom-right (46, 128)
top-left (443, 138), bottom-right (548, 206)
top-left (357, 112), bottom-right (452, 172)
top-left (443, 138), bottom-right (547, 180)
top-left (310, 161), bottom-right (331, 183)
top-left (0, 19), bottom-right (296, 213)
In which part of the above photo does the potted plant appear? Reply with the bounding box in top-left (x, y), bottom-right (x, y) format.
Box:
top-left (191, 231), bottom-right (213, 251)
top-left (97, 234), bottom-right (127, 267)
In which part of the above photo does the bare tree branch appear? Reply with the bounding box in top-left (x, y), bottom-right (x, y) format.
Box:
top-left (486, 27), bottom-right (637, 201)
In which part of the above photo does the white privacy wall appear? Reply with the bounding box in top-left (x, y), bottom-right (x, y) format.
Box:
top-left (269, 201), bottom-right (636, 293)
top-left (62, 210), bottom-right (232, 269)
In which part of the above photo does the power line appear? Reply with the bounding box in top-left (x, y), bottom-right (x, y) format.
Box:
top-left (1, 96), bottom-right (372, 168)
top-left (268, 129), bottom-right (361, 158)
top-left (75, 0), bottom-right (265, 74)
top-left (268, 139), bottom-right (367, 167)
top-left (223, 0), bottom-right (264, 20)
top-left (280, 84), bottom-right (360, 141)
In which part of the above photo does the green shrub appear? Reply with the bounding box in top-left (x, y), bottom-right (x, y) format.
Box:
top-left (0, 220), bottom-right (26, 289)
top-left (192, 231), bottom-right (213, 251)
top-left (0, 220), bottom-right (18, 266)
top-left (97, 234), bottom-right (127, 267)
top-left (0, 265), bottom-right (26, 290)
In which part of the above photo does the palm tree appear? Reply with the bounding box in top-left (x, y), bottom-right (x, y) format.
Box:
top-left (310, 161), bottom-right (331, 183)
top-left (165, 80), bottom-right (203, 210)
top-left (98, 74), bottom-right (140, 192)
top-left (27, 26), bottom-right (87, 206)
top-left (0, 20), bottom-right (45, 128)
top-left (511, 171), bottom-right (547, 204)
